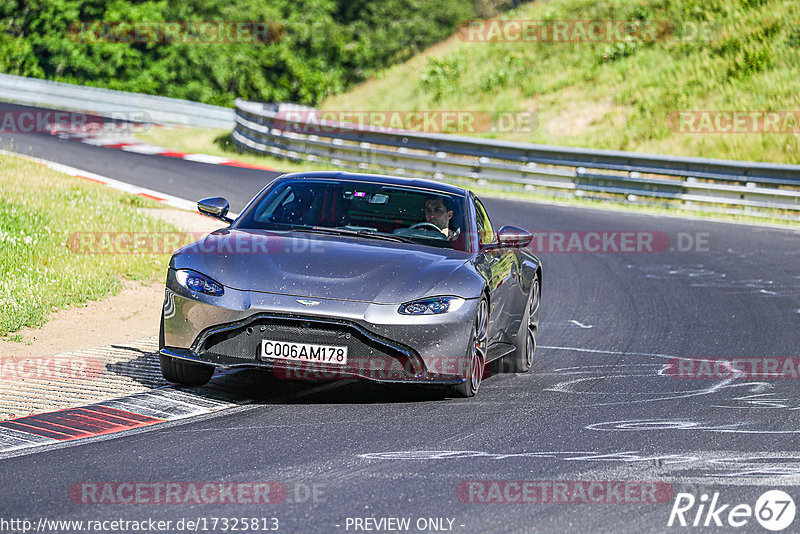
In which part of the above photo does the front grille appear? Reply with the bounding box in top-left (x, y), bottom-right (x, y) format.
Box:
top-left (194, 314), bottom-right (424, 379)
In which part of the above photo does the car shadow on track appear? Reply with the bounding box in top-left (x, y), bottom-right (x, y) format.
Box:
top-left (204, 368), bottom-right (456, 404)
top-left (104, 345), bottom-right (166, 388)
top-left (105, 350), bottom-right (458, 406)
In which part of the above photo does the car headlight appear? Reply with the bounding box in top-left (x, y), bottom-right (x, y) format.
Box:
top-left (175, 269), bottom-right (224, 297)
top-left (398, 296), bottom-right (465, 315)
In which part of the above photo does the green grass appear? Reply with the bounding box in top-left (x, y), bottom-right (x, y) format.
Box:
top-left (0, 154), bottom-right (176, 336)
top-left (323, 0), bottom-right (800, 165)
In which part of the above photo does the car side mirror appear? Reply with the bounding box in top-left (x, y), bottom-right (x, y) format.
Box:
top-left (496, 225), bottom-right (533, 248)
top-left (198, 197), bottom-right (233, 223)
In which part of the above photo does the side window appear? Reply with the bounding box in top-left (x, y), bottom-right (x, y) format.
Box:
top-left (254, 186), bottom-right (293, 223)
top-left (473, 198), bottom-right (495, 244)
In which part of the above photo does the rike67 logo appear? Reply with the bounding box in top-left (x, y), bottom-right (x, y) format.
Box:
top-left (668, 490), bottom-right (795, 531)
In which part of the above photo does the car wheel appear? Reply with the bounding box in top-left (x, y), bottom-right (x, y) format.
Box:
top-left (452, 297), bottom-right (489, 398)
top-left (498, 274), bottom-right (540, 373)
top-left (160, 354), bottom-right (214, 387)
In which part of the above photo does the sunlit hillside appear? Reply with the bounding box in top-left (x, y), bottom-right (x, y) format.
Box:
top-left (324, 0), bottom-right (800, 164)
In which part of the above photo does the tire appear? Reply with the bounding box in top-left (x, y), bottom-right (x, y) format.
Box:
top-left (452, 297), bottom-right (489, 398)
top-left (497, 274), bottom-right (540, 373)
top-left (160, 354), bottom-right (214, 387)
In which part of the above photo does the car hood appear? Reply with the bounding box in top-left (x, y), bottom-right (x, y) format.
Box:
top-left (170, 229), bottom-right (476, 304)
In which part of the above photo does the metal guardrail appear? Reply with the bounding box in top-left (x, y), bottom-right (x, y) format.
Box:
top-left (233, 99), bottom-right (800, 219)
top-left (0, 73), bottom-right (234, 128)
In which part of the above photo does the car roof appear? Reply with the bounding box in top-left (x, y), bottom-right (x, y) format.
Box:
top-left (274, 171), bottom-right (469, 197)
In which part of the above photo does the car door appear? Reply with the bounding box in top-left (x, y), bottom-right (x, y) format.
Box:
top-left (472, 195), bottom-right (516, 348)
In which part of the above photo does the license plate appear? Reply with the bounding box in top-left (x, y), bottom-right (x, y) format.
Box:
top-left (261, 339), bottom-right (348, 365)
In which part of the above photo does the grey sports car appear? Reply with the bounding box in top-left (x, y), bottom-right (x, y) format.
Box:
top-left (159, 171), bottom-right (541, 397)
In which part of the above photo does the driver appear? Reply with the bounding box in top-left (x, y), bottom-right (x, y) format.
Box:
top-left (423, 197), bottom-right (457, 239)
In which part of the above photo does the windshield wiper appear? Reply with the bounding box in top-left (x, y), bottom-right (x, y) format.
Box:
top-left (289, 226), bottom-right (416, 244)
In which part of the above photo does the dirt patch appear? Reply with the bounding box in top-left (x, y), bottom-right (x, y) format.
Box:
top-left (1, 281), bottom-right (164, 359)
top-left (143, 207), bottom-right (226, 235)
top-left (544, 99), bottom-right (616, 137)
top-left (0, 208), bottom-right (224, 359)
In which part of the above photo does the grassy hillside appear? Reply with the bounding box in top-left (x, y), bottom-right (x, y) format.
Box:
top-left (323, 0), bottom-right (800, 164)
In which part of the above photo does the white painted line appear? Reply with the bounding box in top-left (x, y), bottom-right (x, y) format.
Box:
top-left (105, 389), bottom-right (234, 419)
top-left (81, 136), bottom-right (128, 146)
top-left (0, 149), bottom-right (204, 214)
top-left (182, 153), bottom-right (231, 164)
top-left (120, 143), bottom-right (168, 155)
top-left (539, 344), bottom-right (683, 360)
top-left (0, 427), bottom-right (57, 452)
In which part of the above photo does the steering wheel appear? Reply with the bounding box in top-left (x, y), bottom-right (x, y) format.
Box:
top-left (409, 222), bottom-right (444, 233)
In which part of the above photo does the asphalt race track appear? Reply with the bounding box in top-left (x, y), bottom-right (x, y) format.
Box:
top-left (2, 103), bottom-right (800, 533)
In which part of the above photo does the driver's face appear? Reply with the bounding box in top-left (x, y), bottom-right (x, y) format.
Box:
top-left (424, 199), bottom-right (453, 230)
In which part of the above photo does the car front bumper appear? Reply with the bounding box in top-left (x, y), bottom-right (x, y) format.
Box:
top-left (161, 272), bottom-right (477, 385)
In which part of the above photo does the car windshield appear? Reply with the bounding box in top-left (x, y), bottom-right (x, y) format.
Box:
top-left (235, 179), bottom-right (470, 251)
